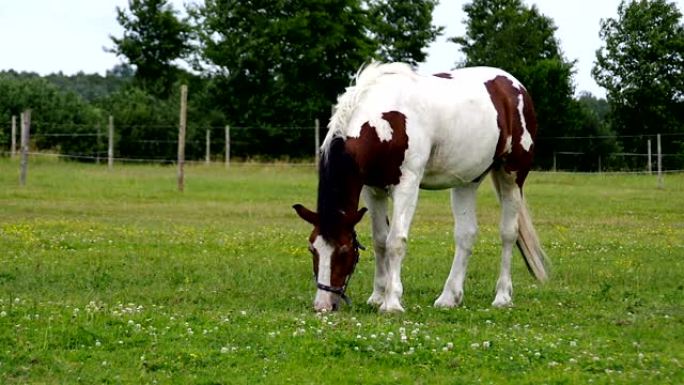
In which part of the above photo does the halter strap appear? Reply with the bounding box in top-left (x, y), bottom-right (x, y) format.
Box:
top-left (316, 282), bottom-right (352, 305)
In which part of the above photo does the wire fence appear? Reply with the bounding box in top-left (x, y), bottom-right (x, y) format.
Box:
top-left (3, 118), bottom-right (684, 174)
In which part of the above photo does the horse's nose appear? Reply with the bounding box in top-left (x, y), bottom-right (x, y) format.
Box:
top-left (313, 290), bottom-right (340, 312)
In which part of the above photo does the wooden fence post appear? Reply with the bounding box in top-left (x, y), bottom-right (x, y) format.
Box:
top-left (19, 110), bottom-right (31, 186)
top-left (656, 133), bottom-right (663, 189)
top-left (225, 125), bottom-right (230, 169)
top-left (177, 85), bottom-right (188, 192)
top-left (205, 128), bottom-right (211, 165)
top-left (10, 115), bottom-right (17, 158)
top-left (96, 123), bottom-right (101, 164)
top-left (108, 115), bottom-right (114, 170)
top-left (647, 138), bottom-right (652, 174)
top-left (314, 118), bottom-right (320, 169)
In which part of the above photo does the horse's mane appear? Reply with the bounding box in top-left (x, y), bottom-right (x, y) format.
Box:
top-left (317, 62), bottom-right (414, 238)
top-left (324, 62), bottom-right (415, 147)
top-left (317, 136), bottom-right (358, 239)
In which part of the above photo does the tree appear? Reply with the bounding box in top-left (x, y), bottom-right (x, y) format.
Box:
top-left (191, 0), bottom-right (366, 157)
top-left (190, 0), bottom-right (441, 157)
top-left (109, 0), bottom-right (192, 97)
top-left (0, 72), bottom-right (102, 157)
top-left (452, 0), bottom-right (577, 168)
top-left (367, 0), bottom-right (443, 65)
top-left (593, 0), bottom-right (684, 166)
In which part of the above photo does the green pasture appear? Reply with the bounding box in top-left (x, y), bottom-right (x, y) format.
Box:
top-left (1, 157), bottom-right (682, 384)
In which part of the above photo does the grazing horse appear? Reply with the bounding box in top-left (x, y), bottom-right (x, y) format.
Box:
top-left (294, 62), bottom-right (549, 312)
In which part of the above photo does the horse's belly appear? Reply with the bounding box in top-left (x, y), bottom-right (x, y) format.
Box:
top-left (420, 151), bottom-right (494, 189)
top-left (419, 121), bottom-right (499, 190)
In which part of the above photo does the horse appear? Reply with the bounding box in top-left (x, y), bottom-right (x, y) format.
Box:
top-left (293, 62), bottom-right (549, 312)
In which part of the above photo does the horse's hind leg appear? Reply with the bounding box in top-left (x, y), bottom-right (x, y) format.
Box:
top-left (435, 184), bottom-right (479, 308)
top-left (491, 169), bottom-right (523, 307)
top-left (361, 186), bottom-right (390, 306)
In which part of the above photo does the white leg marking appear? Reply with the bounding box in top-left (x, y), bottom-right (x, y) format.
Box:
top-left (492, 171), bottom-right (521, 308)
top-left (435, 185), bottom-right (479, 308)
top-left (517, 94), bottom-right (533, 152)
top-left (362, 187), bottom-right (390, 307)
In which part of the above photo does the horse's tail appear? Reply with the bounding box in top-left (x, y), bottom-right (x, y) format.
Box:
top-left (516, 195), bottom-right (550, 282)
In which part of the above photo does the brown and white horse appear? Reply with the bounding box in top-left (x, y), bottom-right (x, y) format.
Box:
top-left (294, 62), bottom-right (549, 312)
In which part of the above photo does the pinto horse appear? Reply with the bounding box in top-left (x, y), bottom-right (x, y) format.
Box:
top-left (294, 62), bottom-right (549, 312)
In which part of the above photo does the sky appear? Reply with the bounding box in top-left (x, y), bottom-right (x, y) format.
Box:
top-left (1, 0), bottom-right (683, 98)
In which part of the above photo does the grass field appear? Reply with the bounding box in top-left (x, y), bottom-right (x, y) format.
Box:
top-left (1, 157), bottom-right (683, 384)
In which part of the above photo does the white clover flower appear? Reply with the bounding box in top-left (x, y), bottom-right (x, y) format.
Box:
top-left (483, 341), bottom-right (491, 349)
top-left (220, 347), bottom-right (230, 354)
top-left (0, 311), bottom-right (6, 317)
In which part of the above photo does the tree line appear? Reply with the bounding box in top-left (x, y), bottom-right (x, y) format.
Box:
top-left (1, 0), bottom-right (682, 170)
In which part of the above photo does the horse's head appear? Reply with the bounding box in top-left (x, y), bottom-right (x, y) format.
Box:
top-left (293, 204), bottom-right (367, 312)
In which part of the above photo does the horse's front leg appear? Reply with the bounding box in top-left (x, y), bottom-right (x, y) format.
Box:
top-left (361, 187), bottom-right (390, 306)
top-left (381, 171), bottom-right (421, 313)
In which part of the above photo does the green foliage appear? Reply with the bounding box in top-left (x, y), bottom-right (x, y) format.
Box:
top-left (192, 0), bottom-right (375, 125)
top-left (109, 0), bottom-right (192, 97)
top-left (1, 160), bottom-right (683, 383)
top-left (44, 65), bottom-right (133, 103)
top-left (0, 72), bottom-right (102, 156)
top-left (367, 0), bottom-right (444, 65)
top-left (593, 0), bottom-right (684, 166)
top-left (452, 0), bottom-right (579, 168)
top-left (190, 0), bottom-right (442, 158)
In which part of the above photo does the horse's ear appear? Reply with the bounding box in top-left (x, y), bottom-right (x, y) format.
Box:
top-left (346, 207), bottom-right (367, 226)
top-left (293, 204), bottom-right (318, 226)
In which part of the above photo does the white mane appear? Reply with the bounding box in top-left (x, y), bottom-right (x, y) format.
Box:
top-left (323, 62), bottom-right (415, 148)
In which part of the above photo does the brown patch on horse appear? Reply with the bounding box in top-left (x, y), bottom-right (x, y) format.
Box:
top-left (484, 76), bottom-right (537, 187)
top-left (345, 111), bottom-right (409, 188)
top-left (433, 72), bottom-right (453, 79)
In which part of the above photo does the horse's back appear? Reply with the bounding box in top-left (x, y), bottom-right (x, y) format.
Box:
top-left (336, 63), bottom-right (536, 190)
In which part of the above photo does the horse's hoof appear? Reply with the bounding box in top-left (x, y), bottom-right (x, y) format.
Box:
top-left (379, 299), bottom-right (404, 313)
top-left (434, 291), bottom-right (463, 308)
top-left (366, 293), bottom-right (384, 307)
top-left (492, 294), bottom-right (513, 308)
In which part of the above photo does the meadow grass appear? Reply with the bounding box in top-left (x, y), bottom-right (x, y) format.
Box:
top-left (0, 157), bottom-right (682, 384)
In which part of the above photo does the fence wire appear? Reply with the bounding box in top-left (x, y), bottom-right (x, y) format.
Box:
top-left (3, 122), bottom-right (684, 173)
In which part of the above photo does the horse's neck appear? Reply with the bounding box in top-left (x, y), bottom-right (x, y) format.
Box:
top-left (318, 163), bottom-right (363, 215)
